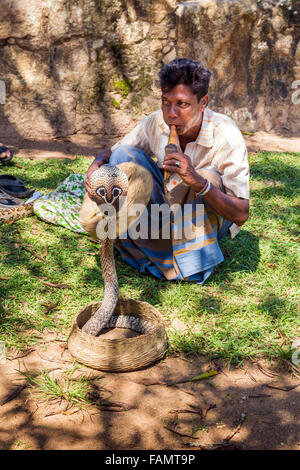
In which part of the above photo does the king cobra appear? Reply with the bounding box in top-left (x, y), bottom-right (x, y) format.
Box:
top-left (81, 164), bottom-right (155, 337)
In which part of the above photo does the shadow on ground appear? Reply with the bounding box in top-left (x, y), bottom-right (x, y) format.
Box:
top-left (0, 344), bottom-right (298, 450)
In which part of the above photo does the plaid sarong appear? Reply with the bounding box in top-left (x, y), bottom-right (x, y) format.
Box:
top-left (109, 145), bottom-right (232, 284)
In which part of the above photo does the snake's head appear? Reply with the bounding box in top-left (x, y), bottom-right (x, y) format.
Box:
top-left (89, 165), bottom-right (128, 210)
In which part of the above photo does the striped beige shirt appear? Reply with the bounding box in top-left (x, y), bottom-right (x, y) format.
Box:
top-left (111, 106), bottom-right (250, 238)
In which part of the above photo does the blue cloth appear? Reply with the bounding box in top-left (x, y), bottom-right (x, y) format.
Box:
top-left (110, 145), bottom-right (232, 284)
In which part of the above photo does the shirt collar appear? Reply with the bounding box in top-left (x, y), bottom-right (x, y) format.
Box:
top-left (195, 107), bottom-right (214, 148)
top-left (157, 107), bottom-right (214, 148)
top-left (157, 111), bottom-right (169, 133)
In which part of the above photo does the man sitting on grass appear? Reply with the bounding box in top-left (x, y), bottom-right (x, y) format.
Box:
top-left (82, 58), bottom-right (250, 284)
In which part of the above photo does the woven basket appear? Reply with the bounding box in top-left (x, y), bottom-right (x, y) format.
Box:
top-left (67, 299), bottom-right (168, 371)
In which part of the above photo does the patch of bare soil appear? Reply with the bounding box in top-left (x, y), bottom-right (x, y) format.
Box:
top-left (1, 131), bottom-right (299, 162)
top-left (0, 335), bottom-right (299, 451)
top-left (243, 131), bottom-right (300, 154)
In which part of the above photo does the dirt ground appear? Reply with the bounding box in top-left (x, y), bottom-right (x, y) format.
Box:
top-left (0, 330), bottom-right (299, 451)
top-left (2, 130), bottom-right (300, 162)
top-left (0, 131), bottom-right (299, 451)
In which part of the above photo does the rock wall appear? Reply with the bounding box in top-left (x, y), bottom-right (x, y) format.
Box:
top-left (0, 0), bottom-right (299, 142)
top-left (177, 0), bottom-right (300, 134)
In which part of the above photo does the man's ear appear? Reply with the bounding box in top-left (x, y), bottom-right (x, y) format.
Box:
top-left (199, 94), bottom-right (208, 112)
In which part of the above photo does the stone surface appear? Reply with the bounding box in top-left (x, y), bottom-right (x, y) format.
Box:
top-left (177, 0), bottom-right (300, 135)
top-left (0, 0), bottom-right (299, 141)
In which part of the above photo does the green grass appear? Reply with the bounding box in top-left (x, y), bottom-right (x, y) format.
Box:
top-left (19, 365), bottom-right (102, 410)
top-left (0, 152), bottom-right (299, 365)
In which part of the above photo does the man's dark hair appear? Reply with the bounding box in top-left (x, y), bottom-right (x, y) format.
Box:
top-left (158, 58), bottom-right (211, 102)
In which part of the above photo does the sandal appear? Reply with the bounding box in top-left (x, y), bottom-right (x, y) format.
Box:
top-left (0, 146), bottom-right (14, 164)
top-left (0, 196), bottom-right (22, 209)
top-left (0, 175), bottom-right (34, 199)
top-left (0, 188), bottom-right (23, 204)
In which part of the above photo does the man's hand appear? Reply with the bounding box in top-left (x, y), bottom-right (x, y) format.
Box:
top-left (163, 149), bottom-right (249, 226)
top-left (85, 148), bottom-right (112, 196)
top-left (163, 150), bottom-right (206, 188)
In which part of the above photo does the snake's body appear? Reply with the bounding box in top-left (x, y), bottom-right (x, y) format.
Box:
top-left (82, 237), bottom-right (119, 335)
top-left (0, 202), bottom-right (34, 223)
top-left (81, 165), bottom-right (155, 336)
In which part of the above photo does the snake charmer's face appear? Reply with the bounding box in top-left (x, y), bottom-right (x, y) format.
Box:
top-left (161, 84), bottom-right (208, 137)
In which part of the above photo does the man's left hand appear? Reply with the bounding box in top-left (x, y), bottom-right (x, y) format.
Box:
top-left (163, 150), bottom-right (205, 188)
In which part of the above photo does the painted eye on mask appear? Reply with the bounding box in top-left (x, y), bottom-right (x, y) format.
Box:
top-left (96, 187), bottom-right (106, 198)
top-left (112, 187), bottom-right (122, 198)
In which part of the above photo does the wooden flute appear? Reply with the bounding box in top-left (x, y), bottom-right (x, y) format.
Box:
top-left (164, 124), bottom-right (179, 182)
